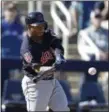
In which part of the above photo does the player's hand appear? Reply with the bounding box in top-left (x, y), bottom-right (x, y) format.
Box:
top-left (32, 63), bottom-right (41, 72)
top-left (39, 66), bottom-right (56, 75)
top-left (34, 66), bottom-right (56, 75)
top-left (32, 66), bottom-right (55, 83)
top-left (55, 54), bottom-right (66, 65)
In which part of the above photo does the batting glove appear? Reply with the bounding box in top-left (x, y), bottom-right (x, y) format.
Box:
top-left (55, 54), bottom-right (66, 65)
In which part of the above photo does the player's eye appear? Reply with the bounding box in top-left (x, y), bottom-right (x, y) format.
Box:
top-left (30, 24), bottom-right (45, 29)
top-left (37, 25), bottom-right (44, 29)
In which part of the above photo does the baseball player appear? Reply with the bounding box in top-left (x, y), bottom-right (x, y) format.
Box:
top-left (21, 12), bottom-right (70, 111)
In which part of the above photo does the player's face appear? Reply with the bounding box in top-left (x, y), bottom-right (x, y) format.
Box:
top-left (4, 9), bottom-right (17, 22)
top-left (28, 24), bottom-right (45, 37)
top-left (91, 15), bottom-right (102, 28)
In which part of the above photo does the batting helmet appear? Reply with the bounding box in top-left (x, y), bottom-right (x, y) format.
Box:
top-left (25, 12), bottom-right (47, 28)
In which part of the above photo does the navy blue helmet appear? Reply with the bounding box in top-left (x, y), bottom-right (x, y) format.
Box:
top-left (25, 12), bottom-right (47, 27)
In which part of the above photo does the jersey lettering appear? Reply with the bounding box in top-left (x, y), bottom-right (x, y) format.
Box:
top-left (41, 50), bottom-right (53, 65)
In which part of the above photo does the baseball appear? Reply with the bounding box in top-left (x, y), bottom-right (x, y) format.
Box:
top-left (88, 67), bottom-right (97, 75)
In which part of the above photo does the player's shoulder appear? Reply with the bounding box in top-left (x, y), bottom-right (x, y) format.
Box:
top-left (22, 33), bottom-right (30, 44)
top-left (80, 27), bottom-right (92, 34)
top-left (78, 27), bottom-right (88, 35)
top-left (44, 29), bottom-right (58, 42)
top-left (100, 27), bottom-right (108, 32)
top-left (45, 29), bottom-right (58, 38)
top-left (44, 29), bottom-right (61, 44)
top-left (100, 27), bottom-right (108, 36)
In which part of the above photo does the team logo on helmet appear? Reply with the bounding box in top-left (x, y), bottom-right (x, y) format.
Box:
top-left (37, 14), bottom-right (43, 22)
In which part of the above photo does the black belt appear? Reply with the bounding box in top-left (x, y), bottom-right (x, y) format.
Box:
top-left (42, 77), bottom-right (54, 80)
top-left (26, 74), bottom-right (54, 80)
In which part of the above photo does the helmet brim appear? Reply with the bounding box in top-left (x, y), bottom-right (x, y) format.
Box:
top-left (30, 22), bottom-right (46, 27)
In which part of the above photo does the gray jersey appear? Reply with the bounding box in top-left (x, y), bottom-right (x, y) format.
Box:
top-left (84, 26), bottom-right (109, 52)
top-left (77, 26), bottom-right (108, 60)
top-left (84, 26), bottom-right (108, 52)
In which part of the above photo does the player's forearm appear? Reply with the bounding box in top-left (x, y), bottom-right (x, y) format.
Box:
top-left (50, 38), bottom-right (65, 63)
top-left (21, 51), bottom-right (41, 73)
top-left (53, 48), bottom-right (66, 65)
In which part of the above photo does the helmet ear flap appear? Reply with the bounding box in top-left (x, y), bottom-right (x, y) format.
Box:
top-left (25, 24), bottom-right (30, 31)
top-left (44, 21), bottom-right (48, 30)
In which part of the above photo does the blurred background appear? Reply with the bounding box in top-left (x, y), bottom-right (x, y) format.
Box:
top-left (1, 1), bottom-right (109, 112)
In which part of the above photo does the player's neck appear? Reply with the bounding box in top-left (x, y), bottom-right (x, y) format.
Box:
top-left (32, 36), bottom-right (43, 43)
top-left (28, 32), bottom-right (43, 43)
